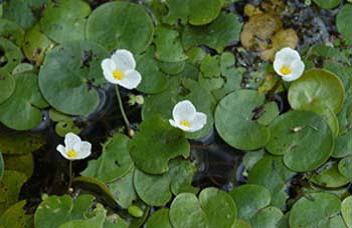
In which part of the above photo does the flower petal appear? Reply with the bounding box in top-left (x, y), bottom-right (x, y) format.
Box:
top-left (118, 69), bottom-right (142, 89)
top-left (74, 141), bottom-right (92, 160)
top-left (172, 100), bottom-right (196, 122)
top-left (56, 144), bottom-right (66, 156)
top-left (111, 49), bottom-right (136, 71)
top-left (282, 59), bottom-right (305, 82)
top-left (189, 112), bottom-right (207, 132)
top-left (102, 59), bottom-right (119, 84)
top-left (64, 133), bottom-right (81, 149)
top-left (169, 119), bottom-right (178, 128)
top-left (274, 47), bottom-right (302, 77)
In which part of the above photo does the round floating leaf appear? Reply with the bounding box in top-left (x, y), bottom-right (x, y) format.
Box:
top-left (23, 24), bottom-right (54, 66)
top-left (248, 155), bottom-right (295, 209)
top-left (313, 0), bottom-right (340, 9)
top-left (39, 41), bottom-right (109, 116)
top-left (182, 12), bottom-right (242, 52)
top-left (4, 153), bottom-right (34, 179)
top-left (81, 133), bottom-right (132, 183)
top-left (129, 116), bottom-right (190, 174)
top-left (134, 169), bottom-right (172, 207)
top-left (39, 0), bottom-right (91, 43)
top-left (199, 187), bottom-right (237, 228)
top-left (289, 193), bottom-right (341, 228)
top-left (60, 204), bottom-right (107, 228)
top-left (229, 184), bottom-right (271, 220)
top-left (2, 0), bottom-right (37, 29)
top-left (0, 69), bottom-right (15, 104)
top-left (250, 206), bottom-right (283, 228)
top-left (0, 38), bottom-right (22, 73)
top-left (266, 111), bottom-right (334, 172)
top-left (35, 194), bottom-right (95, 228)
top-left (154, 26), bottom-right (187, 62)
top-left (146, 209), bottom-right (172, 228)
top-left (0, 72), bottom-right (48, 130)
top-left (0, 170), bottom-right (27, 214)
top-left (86, 1), bottom-right (154, 53)
top-left (0, 19), bottom-right (25, 46)
top-left (168, 158), bottom-right (198, 195)
top-left (341, 196), bottom-right (352, 228)
top-left (0, 200), bottom-right (33, 228)
top-left (200, 54), bottom-right (221, 78)
top-left (108, 169), bottom-right (137, 209)
top-left (169, 193), bottom-right (207, 228)
top-left (288, 69), bottom-right (345, 114)
top-left (136, 46), bottom-right (169, 94)
top-left (332, 131), bottom-right (352, 158)
top-left (310, 162), bottom-right (349, 188)
top-left (338, 156), bottom-right (352, 179)
top-left (0, 132), bottom-right (44, 155)
top-left (337, 4), bottom-right (352, 45)
top-left (215, 90), bottom-right (270, 150)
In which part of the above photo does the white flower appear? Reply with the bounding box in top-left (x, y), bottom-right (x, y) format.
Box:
top-left (101, 49), bottom-right (142, 89)
top-left (169, 100), bottom-right (207, 132)
top-left (56, 133), bottom-right (92, 160)
top-left (273, 47), bottom-right (305, 82)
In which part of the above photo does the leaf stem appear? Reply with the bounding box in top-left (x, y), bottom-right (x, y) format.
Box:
top-left (68, 160), bottom-right (73, 191)
top-left (115, 85), bottom-right (132, 134)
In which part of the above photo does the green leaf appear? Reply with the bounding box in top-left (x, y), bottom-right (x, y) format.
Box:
top-left (310, 161), bottom-right (349, 188)
top-left (4, 153), bottom-right (34, 179)
top-left (81, 133), bottom-right (132, 183)
top-left (39, 0), bottom-right (91, 43)
top-left (250, 206), bottom-right (283, 228)
top-left (338, 156), bottom-right (352, 179)
top-left (136, 46), bottom-right (169, 94)
top-left (0, 131), bottom-right (44, 155)
top-left (2, 0), bottom-right (36, 29)
top-left (39, 41), bottom-right (109, 116)
top-left (129, 116), bottom-right (190, 174)
top-left (134, 169), bottom-right (172, 207)
top-left (312, 0), bottom-right (340, 9)
top-left (200, 54), bottom-right (221, 78)
top-left (266, 111), bottom-right (334, 172)
top-left (229, 184), bottom-right (271, 221)
top-left (341, 196), bottom-right (352, 228)
top-left (199, 187), bottom-right (237, 228)
top-left (215, 90), bottom-right (270, 150)
top-left (169, 193), bottom-right (207, 228)
top-left (0, 170), bottom-right (27, 215)
top-left (0, 200), bottom-right (33, 228)
top-left (0, 153), bottom-right (3, 181)
top-left (0, 38), bottom-right (22, 73)
top-left (182, 12), bottom-right (242, 52)
top-left (34, 194), bottom-right (95, 228)
top-left (86, 1), bottom-right (154, 53)
top-left (332, 131), bottom-right (352, 158)
top-left (289, 193), bottom-right (341, 228)
top-left (337, 4), bottom-right (352, 45)
top-left (0, 19), bottom-right (25, 46)
top-left (146, 209), bottom-right (172, 228)
top-left (0, 69), bottom-right (15, 104)
top-left (288, 69), bottom-right (345, 114)
top-left (0, 72), bottom-right (48, 130)
top-left (154, 26), bottom-right (187, 62)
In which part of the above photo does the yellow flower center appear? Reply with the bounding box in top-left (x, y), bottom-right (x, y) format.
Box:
top-left (113, 70), bottom-right (124, 80)
top-left (180, 120), bottom-right (191, 128)
top-left (67, 149), bottom-right (77, 158)
top-left (280, 65), bottom-right (292, 75)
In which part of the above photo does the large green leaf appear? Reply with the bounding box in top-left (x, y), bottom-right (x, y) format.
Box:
top-left (215, 90), bottom-right (270, 150)
top-left (81, 133), bottom-right (132, 183)
top-left (39, 41), bottom-right (109, 116)
top-left (129, 116), bottom-right (190, 174)
top-left (341, 196), bottom-right (352, 228)
top-left (337, 4), bottom-right (352, 45)
top-left (289, 193), bottom-right (341, 228)
top-left (266, 111), bottom-right (334, 172)
top-left (39, 0), bottom-right (91, 43)
top-left (86, 1), bottom-right (154, 53)
top-left (0, 69), bottom-right (15, 104)
top-left (312, 0), bottom-right (340, 9)
top-left (0, 72), bottom-right (48, 130)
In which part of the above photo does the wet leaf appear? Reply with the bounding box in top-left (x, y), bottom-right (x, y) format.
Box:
top-left (289, 193), bottom-right (341, 228)
top-left (39, 41), bottom-right (109, 116)
top-left (86, 1), bottom-right (154, 53)
top-left (129, 116), bottom-right (190, 174)
top-left (266, 111), bottom-right (334, 172)
top-left (39, 0), bottom-right (91, 43)
top-left (215, 90), bottom-right (270, 150)
top-left (81, 133), bottom-right (133, 183)
top-left (0, 72), bottom-right (48, 130)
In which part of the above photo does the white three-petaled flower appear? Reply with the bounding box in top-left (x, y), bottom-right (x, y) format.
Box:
top-left (273, 47), bottom-right (305, 82)
top-left (101, 49), bottom-right (142, 89)
top-left (169, 100), bottom-right (207, 132)
top-left (56, 133), bottom-right (92, 160)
